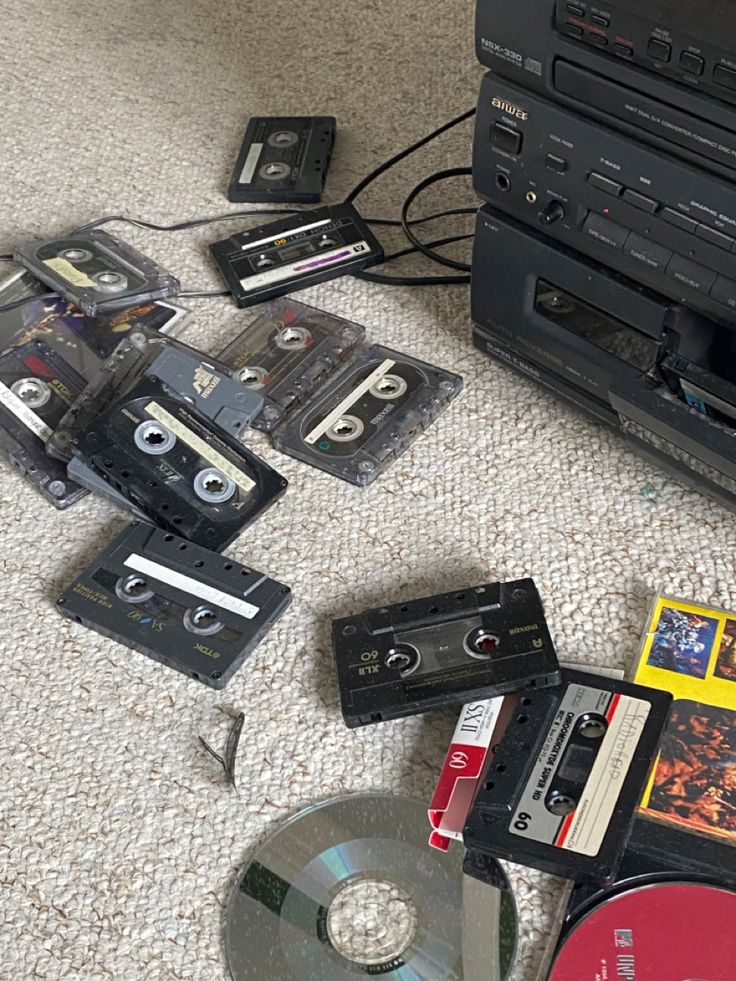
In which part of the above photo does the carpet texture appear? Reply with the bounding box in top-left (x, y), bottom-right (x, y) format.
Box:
top-left (1, 2), bottom-right (734, 979)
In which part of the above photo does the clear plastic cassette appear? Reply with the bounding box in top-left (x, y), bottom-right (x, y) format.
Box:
top-left (0, 339), bottom-right (87, 508)
top-left (14, 228), bottom-right (181, 316)
top-left (273, 344), bottom-right (464, 485)
top-left (217, 298), bottom-right (365, 432)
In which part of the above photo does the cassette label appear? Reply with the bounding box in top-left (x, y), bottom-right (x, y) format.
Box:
top-left (510, 686), bottom-right (651, 857)
top-left (0, 381), bottom-right (53, 440)
top-left (209, 203), bottom-right (383, 308)
top-left (15, 229), bottom-right (181, 317)
top-left (227, 116), bottom-right (335, 204)
top-left (332, 579), bottom-right (560, 728)
top-left (57, 522), bottom-right (292, 689)
top-left (273, 345), bottom-right (464, 486)
top-left (217, 298), bottom-right (365, 432)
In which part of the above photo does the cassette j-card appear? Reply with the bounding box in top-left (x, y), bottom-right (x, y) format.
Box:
top-left (57, 522), bottom-right (292, 689)
top-left (15, 229), bottom-right (180, 317)
top-left (71, 376), bottom-right (287, 550)
top-left (228, 116), bottom-right (335, 203)
top-left (332, 579), bottom-right (560, 728)
top-left (463, 670), bottom-right (673, 883)
top-left (209, 203), bottom-right (383, 308)
top-left (273, 345), bottom-right (463, 486)
top-left (0, 339), bottom-right (87, 508)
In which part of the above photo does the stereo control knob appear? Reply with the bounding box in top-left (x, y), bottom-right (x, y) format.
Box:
top-left (539, 200), bottom-right (566, 226)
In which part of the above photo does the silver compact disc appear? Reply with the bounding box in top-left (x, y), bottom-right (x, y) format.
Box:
top-left (226, 793), bottom-right (517, 981)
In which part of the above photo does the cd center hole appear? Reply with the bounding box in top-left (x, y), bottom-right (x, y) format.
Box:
top-left (326, 879), bottom-right (418, 967)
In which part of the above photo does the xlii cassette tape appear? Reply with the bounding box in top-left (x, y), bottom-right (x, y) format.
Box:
top-left (47, 328), bottom-right (264, 463)
top-left (15, 229), bottom-right (181, 317)
top-left (57, 522), bottom-right (292, 689)
top-left (71, 375), bottom-right (287, 551)
top-left (463, 669), bottom-right (673, 883)
top-left (0, 339), bottom-right (87, 508)
top-left (209, 203), bottom-right (383, 308)
top-left (273, 344), bottom-right (463, 486)
top-left (217, 298), bottom-right (365, 432)
top-left (227, 116), bottom-right (335, 204)
top-left (332, 579), bottom-right (560, 728)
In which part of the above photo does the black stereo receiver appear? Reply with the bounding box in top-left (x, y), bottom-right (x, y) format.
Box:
top-left (471, 205), bottom-right (736, 512)
top-left (473, 74), bottom-right (736, 326)
top-left (475, 0), bottom-right (736, 180)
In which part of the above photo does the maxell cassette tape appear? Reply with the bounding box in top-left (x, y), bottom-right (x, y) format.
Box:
top-left (0, 339), bottom-right (87, 508)
top-left (14, 228), bottom-right (181, 316)
top-left (216, 298), bottom-right (365, 432)
top-left (332, 579), bottom-right (560, 728)
top-left (209, 203), bottom-right (383, 308)
top-left (57, 522), bottom-right (292, 689)
top-left (273, 344), bottom-right (463, 486)
top-left (47, 329), bottom-right (264, 462)
top-left (463, 669), bottom-right (672, 883)
top-left (227, 116), bottom-right (335, 203)
top-left (71, 375), bottom-right (287, 550)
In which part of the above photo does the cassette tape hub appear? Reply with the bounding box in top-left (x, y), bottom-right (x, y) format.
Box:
top-left (332, 579), bottom-right (560, 728)
top-left (463, 669), bottom-right (673, 883)
top-left (57, 522), bottom-right (292, 689)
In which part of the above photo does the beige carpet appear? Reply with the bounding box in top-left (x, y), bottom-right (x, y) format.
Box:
top-left (1, 1), bottom-right (734, 978)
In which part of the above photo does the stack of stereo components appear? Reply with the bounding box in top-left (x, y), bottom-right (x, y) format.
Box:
top-left (470, 0), bottom-right (736, 511)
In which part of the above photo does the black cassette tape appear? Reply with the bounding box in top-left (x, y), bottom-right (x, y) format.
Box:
top-left (217, 298), bottom-right (365, 432)
top-left (71, 376), bottom-right (287, 550)
top-left (227, 116), bottom-right (335, 204)
top-left (57, 522), bottom-right (292, 689)
top-left (0, 339), bottom-right (87, 508)
top-left (332, 579), bottom-right (560, 728)
top-left (14, 228), bottom-right (181, 316)
top-left (463, 669), bottom-right (673, 883)
top-left (273, 344), bottom-right (463, 486)
top-left (209, 203), bottom-right (383, 308)
top-left (47, 329), bottom-right (264, 462)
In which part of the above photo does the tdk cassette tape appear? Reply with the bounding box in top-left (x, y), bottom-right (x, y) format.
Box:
top-left (332, 578), bottom-right (561, 727)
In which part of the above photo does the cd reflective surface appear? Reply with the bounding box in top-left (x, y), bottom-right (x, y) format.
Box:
top-left (226, 794), bottom-right (517, 980)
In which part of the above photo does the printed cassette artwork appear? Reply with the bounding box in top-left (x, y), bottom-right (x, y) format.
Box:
top-left (227, 116), bottom-right (336, 203)
top-left (15, 228), bottom-right (181, 316)
top-left (217, 298), bottom-right (365, 432)
top-left (0, 339), bottom-right (87, 508)
top-left (273, 344), bottom-right (464, 486)
top-left (70, 375), bottom-right (287, 550)
top-left (463, 669), bottom-right (673, 882)
top-left (332, 578), bottom-right (560, 728)
top-left (57, 522), bottom-right (292, 689)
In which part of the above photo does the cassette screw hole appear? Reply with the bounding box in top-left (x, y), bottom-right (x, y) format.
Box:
top-left (342, 625), bottom-right (357, 636)
top-left (164, 535), bottom-right (174, 541)
top-left (513, 588), bottom-right (526, 600)
top-left (547, 792), bottom-right (576, 817)
top-left (223, 563), bottom-right (233, 571)
top-left (194, 560), bottom-right (204, 568)
top-left (516, 714), bottom-right (529, 725)
top-left (179, 544), bottom-right (187, 551)
top-left (211, 671), bottom-right (222, 680)
top-left (173, 517), bottom-right (182, 525)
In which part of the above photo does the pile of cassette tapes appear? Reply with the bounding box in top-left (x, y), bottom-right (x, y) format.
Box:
top-left (329, 579), bottom-right (736, 977)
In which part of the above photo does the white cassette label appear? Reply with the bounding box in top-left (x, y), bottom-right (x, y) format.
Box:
top-left (238, 142), bottom-right (263, 185)
top-left (145, 401), bottom-right (256, 494)
top-left (123, 553), bottom-right (260, 619)
top-left (510, 685), bottom-right (651, 857)
top-left (238, 242), bottom-right (372, 292)
top-left (304, 359), bottom-right (395, 445)
top-left (42, 257), bottom-right (96, 288)
top-left (0, 381), bottom-right (52, 442)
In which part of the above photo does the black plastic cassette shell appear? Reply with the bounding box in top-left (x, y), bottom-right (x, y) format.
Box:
top-left (71, 376), bottom-right (287, 551)
top-left (209, 203), bottom-right (384, 308)
top-left (227, 116), bottom-right (335, 204)
top-left (463, 669), bottom-right (673, 883)
top-left (332, 579), bottom-right (561, 728)
top-left (56, 522), bottom-right (292, 690)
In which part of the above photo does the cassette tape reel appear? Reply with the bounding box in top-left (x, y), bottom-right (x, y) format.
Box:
top-left (273, 345), bottom-right (464, 485)
top-left (217, 298), bottom-right (365, 432)
top-left (57, 522), bottom-right (292, 689)
top-left (332, 579), bottom-right (560, 727)
top-left (0, 339), bottom-right (87, 508)
top-left (15, 228), bottom-right (181, 316)
top-left (71, 376), bottom-right (287, 550)
top-left (463, 669), bottom-right (673, 883)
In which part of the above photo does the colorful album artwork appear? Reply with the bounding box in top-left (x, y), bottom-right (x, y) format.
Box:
top-left (635, 594), bottom-right (736, 842)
